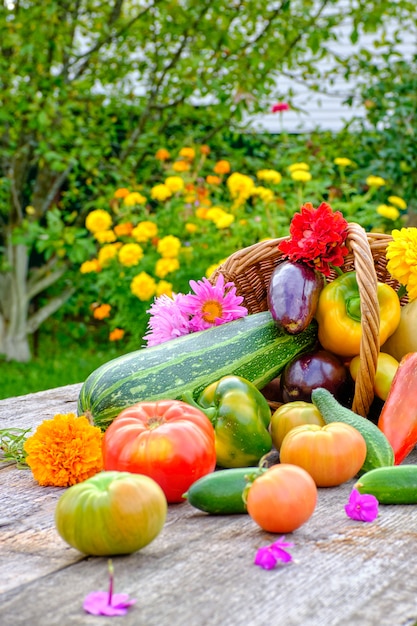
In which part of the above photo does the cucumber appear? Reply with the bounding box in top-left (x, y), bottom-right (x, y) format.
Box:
top-left (355, 465), bottom-right (417, 504)
top-left (78, 312), bottom-right (318, 430)
top-left (184, 467), bottom-right (264, 514)
top-left (311, 387), bottom-right (394, 474)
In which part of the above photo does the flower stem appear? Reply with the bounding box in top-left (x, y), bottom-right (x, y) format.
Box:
top-left (107, 559), bottom-right (114, 606)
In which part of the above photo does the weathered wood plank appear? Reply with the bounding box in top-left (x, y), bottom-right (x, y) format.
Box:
top-left (1, 387), bottom-right (417, 626)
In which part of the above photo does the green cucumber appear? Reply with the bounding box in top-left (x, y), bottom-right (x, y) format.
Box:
top-left (311, 387), bottom-right (394, 474)
top-left (184, 467), bottom-right (264, 514)
top-left (355, 465), bottom-right (417, 504)
top-left (78, 312), bottom-right (318, 430)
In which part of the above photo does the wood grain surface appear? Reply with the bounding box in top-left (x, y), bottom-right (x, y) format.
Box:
top-left (1, 385), bottom-right (417, 626)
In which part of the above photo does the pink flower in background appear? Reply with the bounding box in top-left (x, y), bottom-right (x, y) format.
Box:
top-left (254, 536), bottom-right (294, 570)
top-left (345, 489), bottom-right (379, 522)
top-left (143, 293), bottom-right (190, 347)
top-left (271, 102), bottom-right (290, 113)
top-left (178, 274), bottom-right (248, 332)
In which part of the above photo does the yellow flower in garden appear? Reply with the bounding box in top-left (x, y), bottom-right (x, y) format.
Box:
top-left (123, 192), bottom-right (147, 207)
top-left (94, 230), bottom-right (117, 244)
top-left (388, 196), bottom-right (407, 210)
top-left (118, 243), bottom-right (144, 267)
top-left (213, 160), bottom-right (231, 175)
top-left (85, 209), bottom-right (112, 234)
top-left (206, 207), bottom-right (225, 221)
top-left (93, 304), bottom-right (111, 320)
top-left (151, 184), bottom-right (173, 201)
top-left (157, 235), bottom-right (181, 258)
top-left (366, 175), bottom-right (386, 188)
top-left (132, 221), bottom-right (158, 242)
top-left (24, 413), bottom-right (103, 487)
top-left (165, 176), bottom-right (185, 193)
top-left (291, 170), bottom-right (312, 183)
top-left (206, 175), bottom-right (221, 185)
top-left (256, 169), bottom-right (282, 184)
top-left (185, 222), bottom-right (198, 234)
top-left (80, 259), bottom-right (101, 274)
top-left (172, 160), bottom-right (190, 172)
top-left (252, 186), bottom-right (274, 203)
top-left (377, 204), bottom-right (400, 220)
top-left (155, 257), bottom-right (180, 278)
top-left (288, 162), bottom-right (309, 172)
top-left (386, 228), bottom-right (417, 300)
top-left (156, 280), bottom-right (173, 297)
top-left (109, 328), bottom-right (125, 341)
top-left (227, 172), bottom-right (255, 200)
top-left (114, 188), bottom-right (130, 199)
top-left (155, 148), bottom-right (170, 161)
top-left (98, 243), bottom-right (121, 267)
top-left (114, 222), bottom-right (134, 237)
top-left (179, 147), bottom-right (195, 160)
top-left (334, 158), bottom-right (354, 167)
top-left (130, 272), bottom-right (157, 300)
top-left (214, 213), bottom-right (234, 229)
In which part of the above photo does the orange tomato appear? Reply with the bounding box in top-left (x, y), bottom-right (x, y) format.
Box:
top-left (246, 464), bottom-right (317, 533)
top-left (270, 401), bottom-right (325, 450)
top-left (279, 422), bottom-right (366, 487)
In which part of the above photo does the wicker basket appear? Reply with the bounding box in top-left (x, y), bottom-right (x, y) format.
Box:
top-left (211, 222), bottom-right (407, 418)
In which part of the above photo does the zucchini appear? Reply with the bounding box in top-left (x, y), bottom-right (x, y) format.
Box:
top-left (355, 465), bottom-right (417, 504)
top-left (78, 312), bottom-right (318, 430)
top-left (184, 467), bottom-right (264, 514)
top-left (311, 387), bottom-right (394, 474)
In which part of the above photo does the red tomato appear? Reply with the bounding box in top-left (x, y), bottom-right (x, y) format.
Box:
top-left (246, 464), bottom-right (317, 533)
top-left (270, 401), bottom-right (325, 450)
top-left (279, 423), bottom-right (366, 487)
top-left (102, 400), bottom-right (217, 503)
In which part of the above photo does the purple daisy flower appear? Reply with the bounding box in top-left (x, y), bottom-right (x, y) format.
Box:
top-left (143, 293), bottom-right (191, 347)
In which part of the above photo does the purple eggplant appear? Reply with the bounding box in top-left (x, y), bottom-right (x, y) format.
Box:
top-left (267, 260), bottom-right (324, 334)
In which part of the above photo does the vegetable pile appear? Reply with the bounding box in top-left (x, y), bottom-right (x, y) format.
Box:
top-left (13, 204), bottom-right (417, 559)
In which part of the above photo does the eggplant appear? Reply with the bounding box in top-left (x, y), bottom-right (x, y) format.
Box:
top-left (280, 349), bottom-right (353, 405)
top-left (267, 260), bottom-right (324, 334)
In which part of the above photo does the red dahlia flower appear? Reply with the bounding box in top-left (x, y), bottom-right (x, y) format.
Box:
top-left (279, 202), bottom-right (349, 276)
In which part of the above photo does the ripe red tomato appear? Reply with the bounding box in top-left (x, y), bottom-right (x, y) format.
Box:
top-left (246, 464), bottom-right (317, 533)
top-left (55, 471), bottom-right (167, 556)
top-left (270, 401), bottom-right (325, 450)
top-left (279, 423), bottom-right (367, 487)
top-left (102, 400), bottom-right (217, 503)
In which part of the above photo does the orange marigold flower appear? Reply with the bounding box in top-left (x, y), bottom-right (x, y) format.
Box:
top-left (114, 222), bottom-right (134, 237)
top-left (109, 328), bottom-right (125, 341)
top-left (179, 147), bottom-right (195, 160)
top-left (213, 160), bottom-right (231, 175)
top-left (80, 259), bottom-right (101, 274)
top-left (93, 303), bottom-right (112, 320)
top-left (23, 413), bottom-right (103, 487)
top-left (200, 144), bottom-right (211, 155)
top-left (155, 148), bottom-right (171, 161)
top-left (114, 188), bottom-right (130, 199)
top-left (206, 175), bottom-right (221, 185)
top-left (172, 160), bottom-right (190, 172)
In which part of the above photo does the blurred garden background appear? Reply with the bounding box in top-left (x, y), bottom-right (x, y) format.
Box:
top-left (1, 0), bottom-right (416, 399)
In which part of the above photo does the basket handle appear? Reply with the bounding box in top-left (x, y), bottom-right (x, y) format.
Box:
top-left (346, 222), bottom-right (380, 416)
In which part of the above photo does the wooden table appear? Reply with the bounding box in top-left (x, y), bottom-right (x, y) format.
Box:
top-left (1, 385), bottom-right (417, 626)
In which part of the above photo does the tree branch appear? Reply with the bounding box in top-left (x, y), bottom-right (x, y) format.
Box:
top-left (26, 287), bottom-right (75, 334)
top-left (26, 265), bottom-right (68, 302)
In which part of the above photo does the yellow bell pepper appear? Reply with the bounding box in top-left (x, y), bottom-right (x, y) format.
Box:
top-left (315, 271), bottom-right (400, 357)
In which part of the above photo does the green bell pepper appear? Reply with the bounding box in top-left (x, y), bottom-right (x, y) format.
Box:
top-left (185, 375), bottom-right (272, 468)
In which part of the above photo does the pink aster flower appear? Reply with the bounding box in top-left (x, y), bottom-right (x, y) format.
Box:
top-left (345, 488), bottom-right (379, 522)
top-left (83, 560), bottom-right (136, 617)
top-left (271, 102), bottom-right (290, 113)
top-left (178, 274), bottom-right (248, 332)
top-left (143, 293), bottom-right (191, 347)
top-left (254, 536), bottom-right (294, 570)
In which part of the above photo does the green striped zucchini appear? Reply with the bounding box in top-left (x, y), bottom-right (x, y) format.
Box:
top-left (355, 465), bottom-right (417, 504)
top-left (78, 312), bottom-right (318, 430)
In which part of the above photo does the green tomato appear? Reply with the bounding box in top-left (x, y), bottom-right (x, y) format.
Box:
top-left (55, 471), bottom-right (167, 556)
